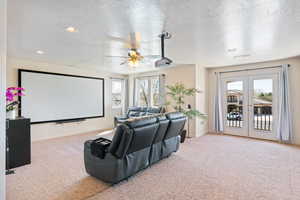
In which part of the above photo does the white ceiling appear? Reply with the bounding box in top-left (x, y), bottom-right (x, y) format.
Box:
top-left (7, 0), bottom-right (300, 74)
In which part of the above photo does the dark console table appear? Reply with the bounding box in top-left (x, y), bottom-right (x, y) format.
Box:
top-left (6, 118), bottom-right (31, 171)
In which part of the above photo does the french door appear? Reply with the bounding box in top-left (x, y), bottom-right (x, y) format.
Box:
top-left (221, 69), bottom-right (279, 140)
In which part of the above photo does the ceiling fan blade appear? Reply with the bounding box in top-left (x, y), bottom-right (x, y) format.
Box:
top-left (129, 32), bottom-right (142, 49)
top-left (143, 55), bottom-right (161, 58)
top-left (105, 55), bottom-right (128, 58)
top-left (129, 32), bottom-right (136, 49)
top-left (139, 60), bottom-right (151, 64)
top-left (107, 35), bottom-right (132, 49)
top-left (107, 35), bottom-right (128, 43)
top-left (120, 60), bottom-right (128, 65)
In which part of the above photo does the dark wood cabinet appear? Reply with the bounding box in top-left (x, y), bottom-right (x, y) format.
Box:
top-left (6, 118), bottom-right (31, 169)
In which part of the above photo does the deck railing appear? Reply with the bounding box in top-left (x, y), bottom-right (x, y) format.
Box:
top-left (254, 114), bottom-right (272, 131)
top-left (227, 106), bottom-right (272, 131)
top-left (227, 118), bottom-right (243, 128)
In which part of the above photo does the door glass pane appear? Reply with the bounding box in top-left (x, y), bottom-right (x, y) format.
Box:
top-left (253, 79), bottom-right (272, 131)
top-left (226, 81), bottom-right (243, 128)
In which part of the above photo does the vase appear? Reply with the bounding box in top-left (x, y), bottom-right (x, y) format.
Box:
top-left (6, 110), bottom-right (17, 119)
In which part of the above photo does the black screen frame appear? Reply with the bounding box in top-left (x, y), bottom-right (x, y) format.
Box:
top-left (18, 69), bottom-right (105, 124)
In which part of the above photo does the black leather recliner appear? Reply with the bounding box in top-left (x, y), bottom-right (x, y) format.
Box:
top-left (114, 106), bottom-right (164, 126)
top-left (84, 112), bottom-right (186, 184)
top-left (161, 112), bottom-right (187, 158)
top-left (149, 112), bottom-right (187, 164)
top-left (149, 115), bottom-right (170, 164)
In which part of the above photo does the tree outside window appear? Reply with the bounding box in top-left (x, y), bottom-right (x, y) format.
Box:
top-left (138, 79), bottom-right (149, 107)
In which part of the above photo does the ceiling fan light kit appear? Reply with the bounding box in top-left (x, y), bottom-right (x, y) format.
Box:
top-left (106, 32), bottom-right (160, 67)
top-left (127, 49), bottom-right (143, 67)
top-left (105, 31), bottom-right (173, 67)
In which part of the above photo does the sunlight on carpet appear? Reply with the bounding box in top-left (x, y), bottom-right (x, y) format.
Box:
top-left (53, 177), bottom-right (109, 200)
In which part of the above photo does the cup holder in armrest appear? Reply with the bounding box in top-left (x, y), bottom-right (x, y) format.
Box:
top-left (91, 138), bottom-right (112, 159)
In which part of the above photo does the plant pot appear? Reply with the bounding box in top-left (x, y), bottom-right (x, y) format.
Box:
top-left (6, 110), bottom-right (17, 119)
top-left (180, 129), bottom-right (187, 143)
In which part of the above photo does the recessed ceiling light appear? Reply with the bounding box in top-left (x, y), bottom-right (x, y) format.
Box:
top-left (36, 50), bottom-right (44, 55)
top-left (65, 26), bottom-right (78, 33)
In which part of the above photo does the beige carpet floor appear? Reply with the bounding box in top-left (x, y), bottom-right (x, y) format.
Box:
top-left (88, 134), bottom-right (300, 200)
top-left (6, 131), bottom-right (111, 200)
top-left (7, 133), bottom-right (300, 200)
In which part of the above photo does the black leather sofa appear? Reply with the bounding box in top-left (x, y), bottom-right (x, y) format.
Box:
top-left (84, 112), bottom-right (186, 184)
top-left (114, 106), bottom-right (164, 126)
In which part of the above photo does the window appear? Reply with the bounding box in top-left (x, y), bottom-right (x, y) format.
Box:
top-left (111, 79), bottom-right (125, 109)
top-left (151, 77), bottom-right (160, 106)
top-left (135, 76), bottom-right (160, 107)
top-left (137, 79), bottom-right (149, 107)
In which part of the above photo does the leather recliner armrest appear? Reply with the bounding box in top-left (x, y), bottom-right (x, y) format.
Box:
top-left (109, 124), bottom-right (133, 159)
top-left (114, 115), bottom-right (129, 126)
top-left (84, 140), bottom-right (93, 149)
top-left (88, 138), bottom-right (112, 159)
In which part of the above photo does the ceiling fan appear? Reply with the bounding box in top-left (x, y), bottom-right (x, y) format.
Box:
top-left (105, 32), bottom-right (160, 67)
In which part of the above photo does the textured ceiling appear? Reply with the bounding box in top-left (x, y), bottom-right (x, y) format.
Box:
top-left (7, 0), bottom-right (300, 74)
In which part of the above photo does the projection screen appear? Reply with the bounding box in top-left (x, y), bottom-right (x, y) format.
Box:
top-left (19, 70), bottom-right (104, 124)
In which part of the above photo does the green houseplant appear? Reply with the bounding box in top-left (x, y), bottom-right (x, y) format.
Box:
top-left (166, 82), bottom-right (206, 139)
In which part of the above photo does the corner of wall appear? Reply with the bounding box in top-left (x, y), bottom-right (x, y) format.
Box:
top-left (195, 64), bottom-right (209, 137)
top-left (0, 0), bottom-right (6, 198)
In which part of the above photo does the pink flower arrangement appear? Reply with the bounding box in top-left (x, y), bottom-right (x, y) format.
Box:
top-left (6, 87), bottom-right (25, 112)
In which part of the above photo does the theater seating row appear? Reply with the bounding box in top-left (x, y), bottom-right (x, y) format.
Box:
top-left (84, 112), bottom-right (186, 183)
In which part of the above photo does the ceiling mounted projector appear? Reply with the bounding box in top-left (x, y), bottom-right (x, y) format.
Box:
top-left (155, 32), bottom-right (173, 68)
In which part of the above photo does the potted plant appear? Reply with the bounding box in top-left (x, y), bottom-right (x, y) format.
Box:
top-left (166, 82), bottom-right (206, 142)
top-left (6, 87), bottom-right (25, 119)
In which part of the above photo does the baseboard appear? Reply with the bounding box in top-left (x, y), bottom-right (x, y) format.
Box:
top-left (31, 128), bottom-right (112, 142)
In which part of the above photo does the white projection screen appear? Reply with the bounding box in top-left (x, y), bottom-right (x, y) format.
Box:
top-left (19, 70), bottom-right (104, 124)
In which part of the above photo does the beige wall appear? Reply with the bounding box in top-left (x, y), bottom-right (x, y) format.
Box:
top-left (129, 64), bottom-right (208, 137)
top-left (7, 58), bottom-right (124, 141)
top-left (195, 64), bottom-right (209, 137)
top-left (207, 56), bottom-right (300, 145)
top-left (0, 0), bottom-right (6, 198)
